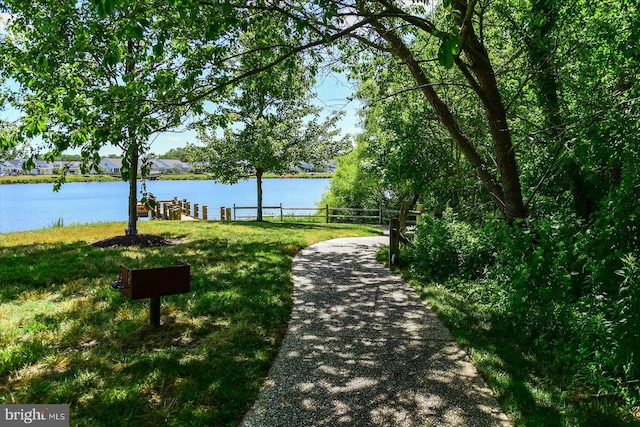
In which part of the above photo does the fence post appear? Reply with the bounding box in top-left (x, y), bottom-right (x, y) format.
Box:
top-left (203, 206), bottom-right (208, 220)
top-left (389, 218), bottom-right (400, 266)
top-left (220, 207), bottom-right (225, 221)
top-left (325, 204), bottom-right (329, 223)
top-left (233, 204), bottom-right (236, 221)
top-left (399, 200), bottom-right (411, 229)
top-left (379, 205), bottom-right (383, 224)
top-left (416, 204), bottom-right (424, 224)
top-left (226, 207), bottom-right (232, 221)
top-left (280, 203), bottom-right (283, 221)
top-left (194, 203), bottom-right (199, 219)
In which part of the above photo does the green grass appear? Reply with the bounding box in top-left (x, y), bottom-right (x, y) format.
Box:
top-left (0, 221), bottom-right (380, 426)
top-left (0, 174), bottom-right (119, 184)
top-left (378, 248), bottom-right (640, 426)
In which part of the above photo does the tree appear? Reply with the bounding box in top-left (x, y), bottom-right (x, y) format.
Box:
top-left (191, 52), bottom-right (347, 221)
top-left (43, 0), bottom-right (524, 220)
top-left (165, 0), bottom-right (526, 223)
top-left (159, 147), bottom-right (191, 162)
top-left (0, 0), bottom-right (192, 235)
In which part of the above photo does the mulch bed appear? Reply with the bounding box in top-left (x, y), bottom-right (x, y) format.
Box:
top-left (91, 234), bottom-right (178, 248)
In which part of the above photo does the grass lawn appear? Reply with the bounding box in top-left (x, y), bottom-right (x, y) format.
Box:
top-left (0, 221), bottom-right (381, 426)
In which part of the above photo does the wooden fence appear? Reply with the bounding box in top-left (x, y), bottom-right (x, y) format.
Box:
top-left (141, 196), bottom-right (420, 267)
top-left (229, 203), bottom-right (422, 225)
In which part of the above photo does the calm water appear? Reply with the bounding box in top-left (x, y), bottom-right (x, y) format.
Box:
top-left (0, 178), bottom-right (330, 233)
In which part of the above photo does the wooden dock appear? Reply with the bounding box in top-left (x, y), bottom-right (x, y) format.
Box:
top-left (137, 197), bottom-right (208, 221)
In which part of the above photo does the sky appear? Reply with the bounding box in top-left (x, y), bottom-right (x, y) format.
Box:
top-left (0, 10), bottom-right (365, 158)
top-left (1, 70), bottom-right (363, 158)
top-left (146, 71), bottom-right (363, 156)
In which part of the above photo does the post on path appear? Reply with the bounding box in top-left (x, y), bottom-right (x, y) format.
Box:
top-left (220, 207), bottom-right (226, 221)
top-left (203, 206), bottom-right (208, 220)
top-left (389, 218), bottom-right (400, 266)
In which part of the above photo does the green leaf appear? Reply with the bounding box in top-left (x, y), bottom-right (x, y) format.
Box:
top-left (130, 22), bottom-right (145, 39)
top-left (205, 23), bottom-right (220, 40)
top-left (153, 43), bottom-right (164, 57)
top-left (93, 0), bottom-right (115, 18)
top-left (438, 43), bottom-right (454, 69)
top-left (438, 35), bottom-right (461, 69)
top-left (121, 158), bottom-right (130, 181)
top-left (23, 157), bottom-right (36, 172)
top-left (450, 34), bottom-right (461, 55)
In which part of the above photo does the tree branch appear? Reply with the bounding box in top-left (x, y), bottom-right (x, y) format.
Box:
top-left (166, 17), bottom-right (373, 108)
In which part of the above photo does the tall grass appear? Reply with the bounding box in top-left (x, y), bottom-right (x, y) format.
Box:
top-left (49, 217), bottom-right (65, 228)
top-left (0, 221), bottom-right (380, 426)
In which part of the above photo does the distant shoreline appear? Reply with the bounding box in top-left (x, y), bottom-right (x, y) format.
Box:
top-left (0, 172), bottom-right (333, 185)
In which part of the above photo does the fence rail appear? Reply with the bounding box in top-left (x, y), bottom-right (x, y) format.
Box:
top-left (229, 203), bottom-right (422, 224)
top-left (144, 197), bottom-right (422, 226)
top-left (147, 197), bottom-right (421, 268)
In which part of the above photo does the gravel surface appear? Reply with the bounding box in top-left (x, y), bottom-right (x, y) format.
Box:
top-left (241, 236), bottom-right (511, 427)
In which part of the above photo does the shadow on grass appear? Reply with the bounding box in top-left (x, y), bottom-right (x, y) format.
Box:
top-left (1, 222), bottom-right (375, 426)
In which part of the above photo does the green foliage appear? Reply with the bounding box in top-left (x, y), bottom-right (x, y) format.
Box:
top-left (320, 143), bottom-right (388, 209)
top-left (406, 210), bottom-right (494, 281)
top-left (0, 0), bottom-right (199, 234)
top-left (407, 211), bottom-right (640, 421)
top-left (190, 40), bottom-right (347, 220)
top-left (159, 147), bottom-right (191, 162)
top-left (48, 217), bottom-right (65, 228)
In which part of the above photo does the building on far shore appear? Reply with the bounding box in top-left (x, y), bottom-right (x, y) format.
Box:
top-left (2, 157), bottom-right (192, 176)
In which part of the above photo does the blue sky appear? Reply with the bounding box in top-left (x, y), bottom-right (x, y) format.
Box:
top-left (148, 71), bottom-right (363, 156)
top-left (1, 71), bottom-right (362, 157)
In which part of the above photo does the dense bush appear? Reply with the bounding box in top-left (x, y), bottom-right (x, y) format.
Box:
top-left (407, 205), bottom-right (640, 409)
top-left (404, 209), bottom-right (494, 281)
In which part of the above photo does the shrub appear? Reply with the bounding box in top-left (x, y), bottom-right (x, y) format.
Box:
top-left (406, 209), bottom-right (494, 281)
top-left (408, 208), bottom-right (640, 409)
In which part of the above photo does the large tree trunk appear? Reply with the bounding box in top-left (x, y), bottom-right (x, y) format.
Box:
top-left (256, 167), bottom-right (264, 222)
top-left (371, 17), bottom-right (526, 223)
top-left (125, 38), bottom-right (138, 236)
top-left (452, 1), bottom-right (527, 222)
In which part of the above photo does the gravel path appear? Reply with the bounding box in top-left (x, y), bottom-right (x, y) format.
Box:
top-left (241, 236), bottom-right (511, 427)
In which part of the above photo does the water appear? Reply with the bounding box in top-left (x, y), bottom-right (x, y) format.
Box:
top-left (0, 178), bottom-right (330, 233)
